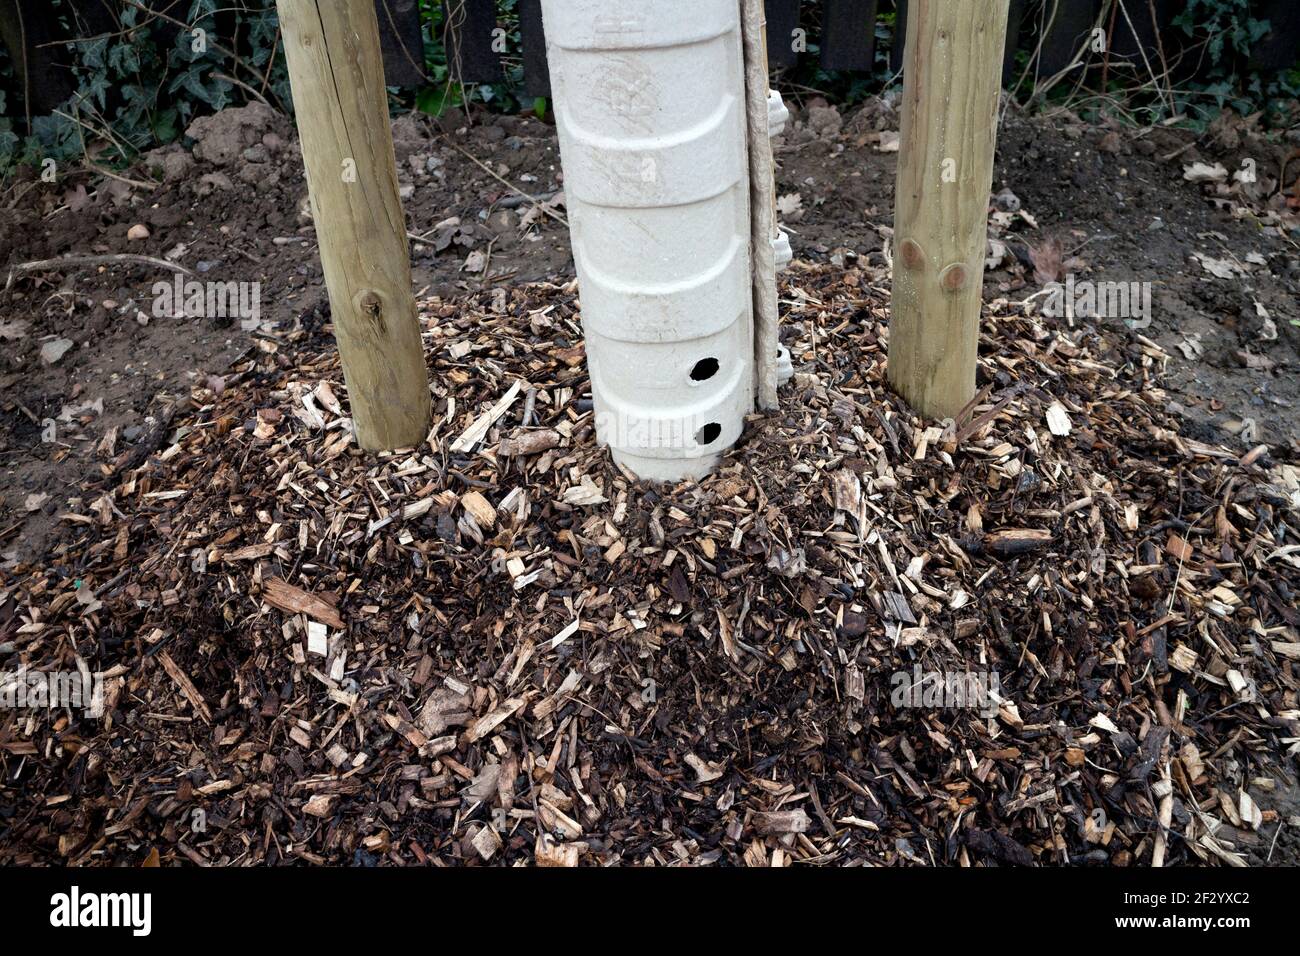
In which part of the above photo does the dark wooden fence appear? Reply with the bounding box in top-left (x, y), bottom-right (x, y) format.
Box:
top-left (428, 0), bottom-right (1300, 96)
top-left (2, 0), bottom-right (1298, 116)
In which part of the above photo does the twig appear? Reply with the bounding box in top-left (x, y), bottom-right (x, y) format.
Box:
top-left (1266, 818), bottom-right (1283, 863)
top-left (85, 162), bottom-right (159, 191)
top-left (259, 22), bottom-right (282, 98)
top-left (1115, 0), bottom-right (1175, 117)
top-left (5, 255), bottom-right (195, 293)
top-left (52, 106), bottom-right (133, 168)
top-left (211, 72), bottom-right (272, 109)
top-left (380, 0), bottom-right (429, 84)
top-left (15, 0), bottom-right (31, 136)
top-left (446, 142), bottom-right (568, 227)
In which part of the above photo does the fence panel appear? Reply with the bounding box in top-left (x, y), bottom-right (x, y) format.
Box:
top-left (820, 0), bottom-right (879, 72)
top-left (6, 1), bottom-right (1298, 112)
top-left (517, 0), bottom-right (551, 97)
top-left (376, 0), bottom-right (426, 87)
top-left (1035, 0), bottom-right (1101, 78)
top-left (442, 0), bottom-right (502, 84)
top-left (1251, 0), bottom-right (1300, 71)
top-left (765, 0), bottom-right (803, 69)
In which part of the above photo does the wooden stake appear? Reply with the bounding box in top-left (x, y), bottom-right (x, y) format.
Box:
top-left (741, 0), bottom-right (779, 410)
top-left (277, 0), bottom-right (430, 450)
top-left (888, 0), bottom-right (1010, 419)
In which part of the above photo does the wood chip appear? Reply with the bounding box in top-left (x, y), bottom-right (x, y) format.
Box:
top-left (156, 649), bottom-right (212, 723)
top-left (261, 576), bottom-right (344, 629)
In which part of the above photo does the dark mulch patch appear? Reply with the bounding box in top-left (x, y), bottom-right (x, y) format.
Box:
top-left (1, 261), bottom-right (1297, 866)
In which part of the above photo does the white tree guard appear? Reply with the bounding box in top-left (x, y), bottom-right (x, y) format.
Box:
top-left (540, 0), bottom-right (754, 481)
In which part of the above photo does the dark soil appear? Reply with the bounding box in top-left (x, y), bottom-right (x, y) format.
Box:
top-left (0, 99), bottom-right (1297, 868)
top-left (777, 96), bottom-right (1300, 450)
top-left (3, 99), bottom-right (1298, 564)
top-left (0, 105), bottom-right (572, 560)
top-left (1, 262), bottom-right (1296, 867)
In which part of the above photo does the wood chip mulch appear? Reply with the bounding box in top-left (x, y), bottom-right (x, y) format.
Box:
top-left (2, 261), bottom-right (1298, 866)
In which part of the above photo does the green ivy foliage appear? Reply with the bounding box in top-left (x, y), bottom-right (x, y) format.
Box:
top-left (1170, 0), bottom-right (1299, 122)
top-left (1, 0), bottom-right (288, 169)
top-left (0, 0), bottom-right (543, 171)
top-left (414, 0), bottom-right (546, 119)
top-left (0, 0), bottom-right (1296, 174)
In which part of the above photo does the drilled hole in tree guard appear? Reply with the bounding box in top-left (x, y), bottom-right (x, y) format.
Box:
top-left (690, 357), bottom-right (720, 382)
top-left (697, 422), bottom-right (722, 445)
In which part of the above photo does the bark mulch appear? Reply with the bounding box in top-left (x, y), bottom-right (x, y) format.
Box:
top-left (2, 260), bottom-right (1298, 866)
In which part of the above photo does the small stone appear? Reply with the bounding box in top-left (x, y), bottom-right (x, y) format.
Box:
top-left (993, 188), bottom-right (1021, 213)
top-left (40, 338), bottom-right (74, 365)
top-left (197, 171), bottom-right (235, 194)
top-left (127, 223), bottom-right (151, 241)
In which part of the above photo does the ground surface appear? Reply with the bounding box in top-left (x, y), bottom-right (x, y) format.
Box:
top-left (0, 98), bottom-right (1298, 866)
top-left (2, 98), bottom-right (1298, 563)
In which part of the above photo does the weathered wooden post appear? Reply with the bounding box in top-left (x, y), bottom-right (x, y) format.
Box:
top-left (888, 0), bottom-right (1011, 419)
top-left (277, 0), bottom-right (431, 450)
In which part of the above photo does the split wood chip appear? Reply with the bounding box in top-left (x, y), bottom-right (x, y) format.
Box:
top-left (462, 697), bottom-right (527, 743)
top-left (753, 809), bottom-right (810, 835)
top-left (460, 491), bottom-right (497, 529)
top-left (156, 649), bottom-right (212, 723)
top-left (261, 577), bottom-right (344, 629)
top-left (982, 528), bottom-right (1052, 557)
top-left (1045, 401), bottom-right (1072, 437)
top-left (449, 379), bottom-right (523, 452)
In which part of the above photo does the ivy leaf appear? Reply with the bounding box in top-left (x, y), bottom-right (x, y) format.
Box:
top-left (108, 41), bottom-right (142, 77)
top-left (83, 72), bottom-right (111, 111)
top-left (416, 83), bottom-right (463, 117)
top-left (152, 107), bottom-right (180, 144)
top-left (81, 37), bottom-right (109, 72)
top-left (1208, 33), bottom-right (1225, 64)
top-left (188, 0), bottom-right (219, 22)
top-left (0, 130), bottom-right (18, 167)
top-left (31, 113), bottom-right (80, 157)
